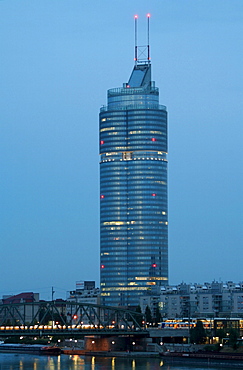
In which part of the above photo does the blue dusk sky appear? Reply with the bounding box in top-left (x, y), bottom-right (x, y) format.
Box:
top-left (0, 1), bottom-right (242, 300)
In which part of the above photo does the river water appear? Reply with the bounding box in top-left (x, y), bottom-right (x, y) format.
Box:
top-left (0, 353), bottom-right (238, 370)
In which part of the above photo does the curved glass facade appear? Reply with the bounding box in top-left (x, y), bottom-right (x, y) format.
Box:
top-left (100, 63), bottom-right (168, 306)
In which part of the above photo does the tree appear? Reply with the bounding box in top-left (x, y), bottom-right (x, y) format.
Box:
top-left (134, 305), bottom-right (143, 327)
top-left (154, 305), bottom-right (161, 327)
top-left (145, 306), bottom-right (153, 325)
top-left (190, 320), bottom-right (206, 344)
top-left (216, 328), bottom-right (226, 343)
top-left (228, 328), bottom-right (239, 350)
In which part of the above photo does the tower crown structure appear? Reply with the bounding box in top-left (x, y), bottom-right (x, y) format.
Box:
top-left (128, 64), bottom-right (151, 88)
top-left (99, 17), bottom-right (168, 307)
top-left (134, 14), bottom-right (151, 65)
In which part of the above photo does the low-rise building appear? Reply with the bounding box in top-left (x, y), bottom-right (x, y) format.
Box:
top-left (141, 281), bottom-right (243, 320)
top-left (0, 292), bottom-right (39, 324)
top-left (66, 281), bottom-right (100, 325)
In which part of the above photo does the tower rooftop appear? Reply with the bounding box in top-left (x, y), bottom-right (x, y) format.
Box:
top-left (128, 63), bottom-right (151, 88)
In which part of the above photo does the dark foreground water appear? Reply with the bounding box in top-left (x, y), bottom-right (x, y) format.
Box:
top-left (0, 353), bottom-right (239, 370)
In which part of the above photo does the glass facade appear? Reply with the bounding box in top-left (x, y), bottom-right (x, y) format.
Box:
top-left (99, 63), bottom-right (168, 307)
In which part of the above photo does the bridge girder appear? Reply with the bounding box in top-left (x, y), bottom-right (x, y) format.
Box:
top-left (0, 301), bottom-right (148, 337)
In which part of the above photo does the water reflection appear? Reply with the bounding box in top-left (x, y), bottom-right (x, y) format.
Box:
top-left (47, 357), bottom-right (55, 369)
top-left (84, 356), bottom-right (165, 370)
top-left (19, 359), bottom-right (23, 370)
top-left (91, 355), bottom-right (95, 370)
top-left (57, 355), bottom-right (61, 370)
top-left (68, 355), bottom-right (85, 370)
top-left (111, 356), bottom-right (116, 370)
top-left (0, 353), bottom-right (229, 370)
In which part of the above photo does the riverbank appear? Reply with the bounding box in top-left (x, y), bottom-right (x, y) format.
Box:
top-left (62, 348), bottom-right (243, 362)
top-left (62, 349), bottom-right (160, 357)
top-left (163, 351), bottom-right (243, 360)
top-left (61, 349), bottom-right (243, 368)
top-left (160, 351), bottom-right (243, 368)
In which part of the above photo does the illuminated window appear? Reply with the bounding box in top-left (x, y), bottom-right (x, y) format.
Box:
top-left (100, 127), bottom-right (115, 132)
top-left (104, 287), bottom-right (149, 291)
top-left (104, 152), bottom-right (116, 156)
top-left (103, 221), bottom-right (124, 225)
top-left (135, 277), bottom-right (168, 281)
top-left (122, 152), bottom-right (133, 160)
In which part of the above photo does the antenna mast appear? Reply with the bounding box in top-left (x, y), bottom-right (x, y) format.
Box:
top-left (134, 14), bottom-right (151, 65)
top-left (134, 15), bottom-right (138, 65)
top-left (147, 13), bottom-right (150, 62)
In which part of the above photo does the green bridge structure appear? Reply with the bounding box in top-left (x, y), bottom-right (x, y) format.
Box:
top-left (0, 301), bottom-right (148, 338)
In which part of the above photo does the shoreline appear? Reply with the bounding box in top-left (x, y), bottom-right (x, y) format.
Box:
top-left (161, 353), bottom-right (243, 368)
top-left (62, 349), bottom-right (243, 368)
top-left (163, 351), bottom-right (243, 360)
top-left (62, 349), bottom-right (160, 357)
top-left (62, 348), bottom-right (243, 361)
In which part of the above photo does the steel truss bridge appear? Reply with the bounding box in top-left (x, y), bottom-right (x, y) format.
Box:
top-left (0, 301), bottom-right (148, 337)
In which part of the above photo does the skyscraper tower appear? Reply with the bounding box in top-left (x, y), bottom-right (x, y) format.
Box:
top-left (99, 16), bottom-right (168, 306)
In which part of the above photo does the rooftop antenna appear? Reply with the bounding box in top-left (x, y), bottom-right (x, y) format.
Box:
top-left (134, 15), bottom-right (138, 65)
top-left (134, 14), bottom-right (151, 65)
top-left (147, 13), bottom-right (150, 62)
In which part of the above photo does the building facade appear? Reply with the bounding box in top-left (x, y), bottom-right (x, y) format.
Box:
top-left (158, 281), bottom-right (243, 319)
top-left (66, 281), bottom-right (100, 324)
top-left (0, 292), bottom-right (39, 324)
top-left (100, 61), bottom-right (168, 306)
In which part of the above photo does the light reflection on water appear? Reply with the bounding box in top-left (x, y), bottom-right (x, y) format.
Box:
top-left (0, 353), bottom-right (231, 370)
